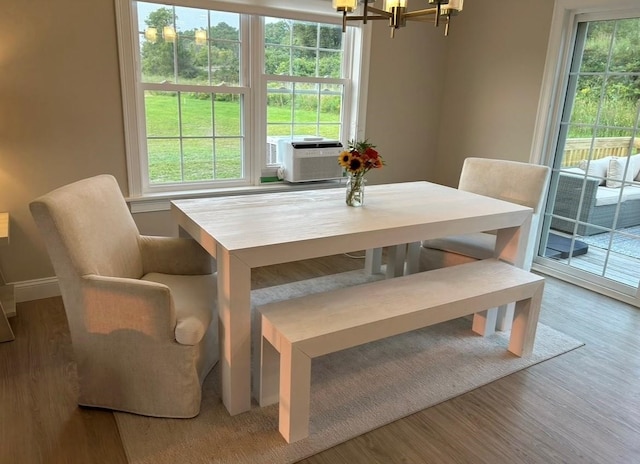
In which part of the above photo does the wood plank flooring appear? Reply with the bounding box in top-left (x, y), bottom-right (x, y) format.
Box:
top-left (543, 231), bottom-right (640, 288)
top-left (560, 245), bottom-right (640, 287)
top-left (1, 253), bottom-right (639, 463)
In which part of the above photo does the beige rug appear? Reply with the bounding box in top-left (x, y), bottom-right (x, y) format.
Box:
top-left (115, 270), bottom-right (584, 464)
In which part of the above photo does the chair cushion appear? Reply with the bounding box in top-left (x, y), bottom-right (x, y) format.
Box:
top-left (595, 186), bottom-right (623, 206)
top-left (579, 157), bottom-right (611, 185)
top-left (458, 158), bottom-right (550, 213)
top-left (30, 174), bottom-right (144, 279)
top-left (621, 185), bottom-right (640, 202)
top-left (607, 155), bottom-right (640, 188)
top-left (421, 232), bottom-right (496, 260)
top-left (142, 273), bottom-right (216, 346)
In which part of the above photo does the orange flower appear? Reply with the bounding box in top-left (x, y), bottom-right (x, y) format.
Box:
top-left (337, 139), bottom-right (385, 176)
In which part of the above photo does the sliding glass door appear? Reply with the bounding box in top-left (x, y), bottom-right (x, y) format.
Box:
top-left (537, 12), bottom-right (640, 305)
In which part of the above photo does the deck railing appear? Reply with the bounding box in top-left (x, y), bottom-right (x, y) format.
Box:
top-left (562, 136), bottom-right (640, 167)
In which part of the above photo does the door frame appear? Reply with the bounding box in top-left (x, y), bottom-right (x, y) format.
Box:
top-left (529, 0), bottom-right (640, 307)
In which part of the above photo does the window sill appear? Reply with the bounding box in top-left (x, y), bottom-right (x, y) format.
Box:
top-left (126, 180), bottom-right (344, 213)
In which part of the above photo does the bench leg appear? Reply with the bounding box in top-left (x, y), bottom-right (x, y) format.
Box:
top-left (279, 341), bottom-right (312, 443)
top-left (508, 283), bottom-right (544, 357)
top-left (259, 336), bottom-right (280, 407)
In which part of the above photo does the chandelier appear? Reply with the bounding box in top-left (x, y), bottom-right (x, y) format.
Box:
top-left (332, 0), bottom-right (464, 38)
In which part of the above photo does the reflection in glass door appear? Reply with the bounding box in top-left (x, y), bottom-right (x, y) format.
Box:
top-left (539, 15), bottom-right (640, 301)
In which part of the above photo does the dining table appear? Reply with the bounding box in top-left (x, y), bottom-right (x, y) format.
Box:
top-left (170, 181), bottom-right (533, 416)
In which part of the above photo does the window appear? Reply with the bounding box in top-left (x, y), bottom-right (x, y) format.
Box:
top-left (264, 17), bottom-right (347, 162)
top-left (116, 0), bottom-right (363, 197)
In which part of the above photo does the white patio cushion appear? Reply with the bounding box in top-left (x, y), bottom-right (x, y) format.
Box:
top-left (621, 185), bottom-right (640, 202)
top-left (594, 187), bottom-right (623, 206)
top-left (579, 157), bottom-right (611, 185)
top-left (607, 155), bottom-right (640, 188)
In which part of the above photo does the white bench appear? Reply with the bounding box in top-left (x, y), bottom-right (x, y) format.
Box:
top-left (257, 258), bottom-right (545, 443)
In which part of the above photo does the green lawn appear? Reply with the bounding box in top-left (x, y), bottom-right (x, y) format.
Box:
top-left (144, 93), bottom-right (341, 183)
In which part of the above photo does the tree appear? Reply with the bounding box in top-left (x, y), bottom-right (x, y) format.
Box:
top-left (265, 20), bottom-right (291, 45)
top-left (581, 18), bottom-right (640, 100)
top-left (140, 7), bottom-right (200, 81)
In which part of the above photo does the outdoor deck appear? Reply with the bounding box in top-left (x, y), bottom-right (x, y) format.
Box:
top-left (543, 234), bottom-right (640, 288)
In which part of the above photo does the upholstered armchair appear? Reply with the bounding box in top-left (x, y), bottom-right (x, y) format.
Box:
top-left (30, 174), bottom-right (218, 418)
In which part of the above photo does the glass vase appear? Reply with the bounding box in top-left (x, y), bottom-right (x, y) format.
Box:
top-left (346, 174), bottom-right (365, 207)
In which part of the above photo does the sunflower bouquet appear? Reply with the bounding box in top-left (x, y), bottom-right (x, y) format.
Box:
top-left (338, 139), bottom-right (384, 206)
top-left (338, 139), bottom-right (384, 176)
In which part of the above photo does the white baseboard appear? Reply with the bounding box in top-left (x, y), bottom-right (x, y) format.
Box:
top-left (15, 277), bottom-right (60, 303)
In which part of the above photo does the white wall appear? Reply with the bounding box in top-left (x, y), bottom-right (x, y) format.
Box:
top-left (433, 0), bottom-right (555, 187)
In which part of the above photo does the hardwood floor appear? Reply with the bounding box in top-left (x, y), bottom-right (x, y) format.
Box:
top-left (1, 253), bottom-right (639, 463)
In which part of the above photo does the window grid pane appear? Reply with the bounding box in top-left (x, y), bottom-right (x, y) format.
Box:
top-left (264, 18), bottom-right (343, 78)
top-left (144, 90), bottom-right (244, 185)
top-left (263, 17), bottom-right (345, 167)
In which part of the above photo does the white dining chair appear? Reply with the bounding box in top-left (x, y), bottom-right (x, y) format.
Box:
top-left (419, 157), bottom-right (550, 330)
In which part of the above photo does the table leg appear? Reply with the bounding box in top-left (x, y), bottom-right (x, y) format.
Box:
top-left (386, 245), bottom-right (406, 278)
top-left (405, 242), bottom-right (421, 275)
top-left (494, 216), bottom-right (532, 331)
top-left (217, 246), bottom-right (252, 415)
top-left (365, 248), bottom-right (383, 275)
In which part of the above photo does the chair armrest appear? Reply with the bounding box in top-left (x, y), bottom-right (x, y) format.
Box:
top-left (552, 172), bottom-right (599, 222)
top-left (81, 274), bottom-right (176, 342)
top-left (139, 235), bottom-right (213, 275)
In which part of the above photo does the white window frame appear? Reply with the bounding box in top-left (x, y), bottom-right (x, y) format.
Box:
top-left (115, 0), bottom-right (370, 204)
top-left (530, 0), bottom-right (640, 168)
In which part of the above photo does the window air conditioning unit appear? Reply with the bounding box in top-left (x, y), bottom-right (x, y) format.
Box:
top-left (277, 138), bottom-right (344, 183)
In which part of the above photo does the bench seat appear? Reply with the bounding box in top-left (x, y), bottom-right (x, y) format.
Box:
top-left (258, 258), bottom-right (545, 443)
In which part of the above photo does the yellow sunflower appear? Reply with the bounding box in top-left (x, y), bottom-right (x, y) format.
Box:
top-left (338, 150), bottom-right (353, 168)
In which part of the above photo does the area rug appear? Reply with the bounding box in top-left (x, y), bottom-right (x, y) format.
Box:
top-left (580, 225), bottom-right (640, 259)
top-left (115, 270), bottom-right (584, 464)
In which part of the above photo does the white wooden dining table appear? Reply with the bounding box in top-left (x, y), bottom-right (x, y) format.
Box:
top-left (170, 181), bottom-right (533, 416)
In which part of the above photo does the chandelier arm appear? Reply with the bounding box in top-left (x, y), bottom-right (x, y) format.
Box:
top-left (366, 6), bottom-right (392, 17)
top-left (343, 15), bottom-right (390, 21)
top-left (402, 8), bottom-right (438, 19)
top-left (405, 15), bottom-right (438, 22)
